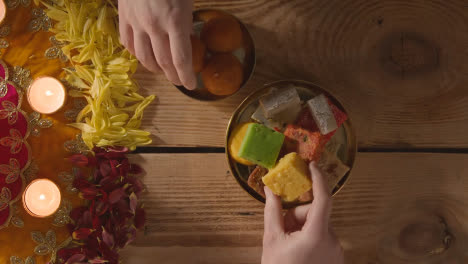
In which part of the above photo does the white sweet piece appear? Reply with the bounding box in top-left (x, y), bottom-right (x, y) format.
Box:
top-left (317, 149), bottom-right (350, 191)
top-left (251, 106), bottom-right (281, 130)
top-left (260, 86), bottom-right (301, 118)
top-left (251, 99), bottom-right (302, 131)
top-left (307, 94), bottom-right (338, 135)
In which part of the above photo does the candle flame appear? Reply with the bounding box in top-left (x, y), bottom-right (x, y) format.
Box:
top-left (45, 90), bottom-right (54, 96)
top-left (39, 194), bottom-right (46, 200)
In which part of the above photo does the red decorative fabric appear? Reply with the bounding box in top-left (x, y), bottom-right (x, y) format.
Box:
top-left (0, 61), bottom-right (30, 228)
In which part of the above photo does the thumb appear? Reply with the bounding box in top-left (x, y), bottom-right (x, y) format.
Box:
top-left (304, 162), bottom-right (332, 233)
top-left (264, 186), bottom-right (284, 237)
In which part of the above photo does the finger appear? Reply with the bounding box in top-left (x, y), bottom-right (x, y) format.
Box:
top-left (304, 162), bottom-right (332, 233)
top-left (119, 22), bottom-right (135, 55)
top-left (169, 29), bottom-right (197, 90)
top-left (284, 203), bottom-right (311, 231)
top-left (264, 186), bottom-right (284, 236)
top-left (150, 33), bottom-right (182, 86)
top-left (134, 31), bottom-right (161, 73)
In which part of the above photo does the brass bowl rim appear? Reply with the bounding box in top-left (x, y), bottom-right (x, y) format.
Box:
top-left (175, 8), bottom-right (257, 101)
top-left (225, 79), bottom-right (357, 207)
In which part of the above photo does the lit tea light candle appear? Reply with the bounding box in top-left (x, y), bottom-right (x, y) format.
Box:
top-left (22, 179), bottom-right (61, 218)
top-left (27, 77), bottom-right (66, 114)
top-left (0, 0), bottom-right (6, 25)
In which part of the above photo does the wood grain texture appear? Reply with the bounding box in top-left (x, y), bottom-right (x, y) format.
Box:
top-left (121, 153), bottom-right (468, 264)
top-left (137, 0), bottom-right (468, 148)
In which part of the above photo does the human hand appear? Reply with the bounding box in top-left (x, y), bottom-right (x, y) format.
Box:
top-left (118, 0), bottom-right (197, 89)
top-left (262, 162), bottom-right (345, 264)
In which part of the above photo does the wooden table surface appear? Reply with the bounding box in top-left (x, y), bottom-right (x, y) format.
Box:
top-left (122, 0), bottom-right (468, 263)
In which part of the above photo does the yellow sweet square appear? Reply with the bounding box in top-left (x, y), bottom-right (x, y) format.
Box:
top-left (262, 152), bottom-right (312, 201)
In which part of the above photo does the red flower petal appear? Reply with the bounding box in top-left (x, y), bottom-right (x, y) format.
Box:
top-left (88, 259), bottom-right (109, 264)
top-left (70, 207), bottom-right (87, 223)
top-left (57, 247), bottom-right (82, 262)
top-left (73, 178), bottom-right (92, 190)
top-left (99, 161), bottom-right (111, 178)
top-left (125, 226), bottom-right (137, 247)
top-left (92, 215), bottom-right (101, 229)
top-left (128, 176), bottom-right (145, 196)
top-left (102, 227), bottom-right (115, 248)
top-left (108, 188), bottom-right (126, 204)
top-left (129, 192), bottom-right (137, 214)
top-left (72, 228), bottom-right (95, 240)
top-left (135, 207), bottom-right (146, 230)
top-left (129, 163), bottom-right (143, 175)
top-left (94, 200), bottom-right (109, 216)
top-left (79, 186), bottom-right (100, 200)
top-left (69, 154), bottom-right (90, 167)
top-left (65, 254), bottom-right (85, 264)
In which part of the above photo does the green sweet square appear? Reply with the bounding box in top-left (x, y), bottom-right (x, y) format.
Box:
top-left (238, 123), bottom-right (285, 168)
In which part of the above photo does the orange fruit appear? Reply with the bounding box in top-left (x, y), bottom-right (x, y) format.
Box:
top-left (201, 53), bottom-right (244, 96)
top-left (191, 35), bottom-right (206, 73)
top-left (201, 16), bottom-right (243, 53)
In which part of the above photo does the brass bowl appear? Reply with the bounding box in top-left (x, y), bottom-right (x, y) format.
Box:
top-left (225, 80), bottom-right (357, 207)
top-left (175, 9), bottom-right (256, 101)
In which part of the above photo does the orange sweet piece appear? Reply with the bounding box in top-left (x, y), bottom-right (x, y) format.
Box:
top-left (201, 16), bottom-right (243, 53)
top-left (191, 35), bottom-right (206, 73)
top-left (195, 10), bottom-right (230, 22)
top-left (201, 53), bottom-right (244, 96)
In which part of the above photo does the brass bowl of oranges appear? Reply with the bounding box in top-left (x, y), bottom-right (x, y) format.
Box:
top-left (175, 9), bottom-right (256, 101)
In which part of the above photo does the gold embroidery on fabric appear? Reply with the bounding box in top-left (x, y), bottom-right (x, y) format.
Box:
top-left (23, 159), bottom-right (38, 183)
top-left (0, 100), bottom-right (19, 124)
top-left (31, 230), bottom-right (72, 264)
top-left (9, 256), bottom-right (36, 264)
top-left (10, 205), bottom-right (24, 228)
top-left (0, 128), bottom-right (24, 154)
top-left (11, 66), bottom-right (32, 91)
top-left (0, 187), bottom-right (12, 211)
top-left (58, 168), bottom-right (78, 193)
top-left (0, 158), bottom-right (20, 184)
top-left (29, 112), bottom-right (53, 137)
top-left (64, 134), bottom-right (90, 154)
top-left (45, 36), bottom-right (68, 62)
top-left (64, 99), bottom-right (87, 121)
top-left (29, 8), bottom-right (52, 32)
top-left (0, 24), bottom-right (11, 37)
top-left (0, 25), bottom-right (10, 55)
top-left (6, 0), bottom-right (31, 9)
top-left (52, 199), bottom-right (71, 227)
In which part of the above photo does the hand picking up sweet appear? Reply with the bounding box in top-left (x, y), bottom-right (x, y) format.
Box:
top-left (262, 163), bottom-right (345, 264)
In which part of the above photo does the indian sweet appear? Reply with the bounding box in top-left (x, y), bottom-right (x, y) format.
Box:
top-left (307, 94), bottom-right (338, 135)
top-left (228, 122), bottom-right (255, 166)
top-left (191, 35), bottom-right (206, 73)
top-left (238, 123), bottom-right (285, 169)
top-left (201, 16), bottom-right (243, 53)
top-left (260, 87), bottom-right (301, 118)
top-left (247, 166), bottom-right (268, 198)
top-left (262, 152), bottom-right (312, 202)
top-left (201, 53), bottom-right (243, 95)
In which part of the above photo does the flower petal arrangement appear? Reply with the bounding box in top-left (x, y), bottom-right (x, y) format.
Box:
top-left (57, 147), bottom-right (146, 264)
top-left (0, 0), bottom-right (153, 263)
top-left (44, 0), bottom-right (156, 151)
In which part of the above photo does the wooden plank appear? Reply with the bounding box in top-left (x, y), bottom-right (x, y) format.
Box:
top-left (121, 153), bottom-right (468, 264)
top-left (137, 0), bottom-right (468, 148)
